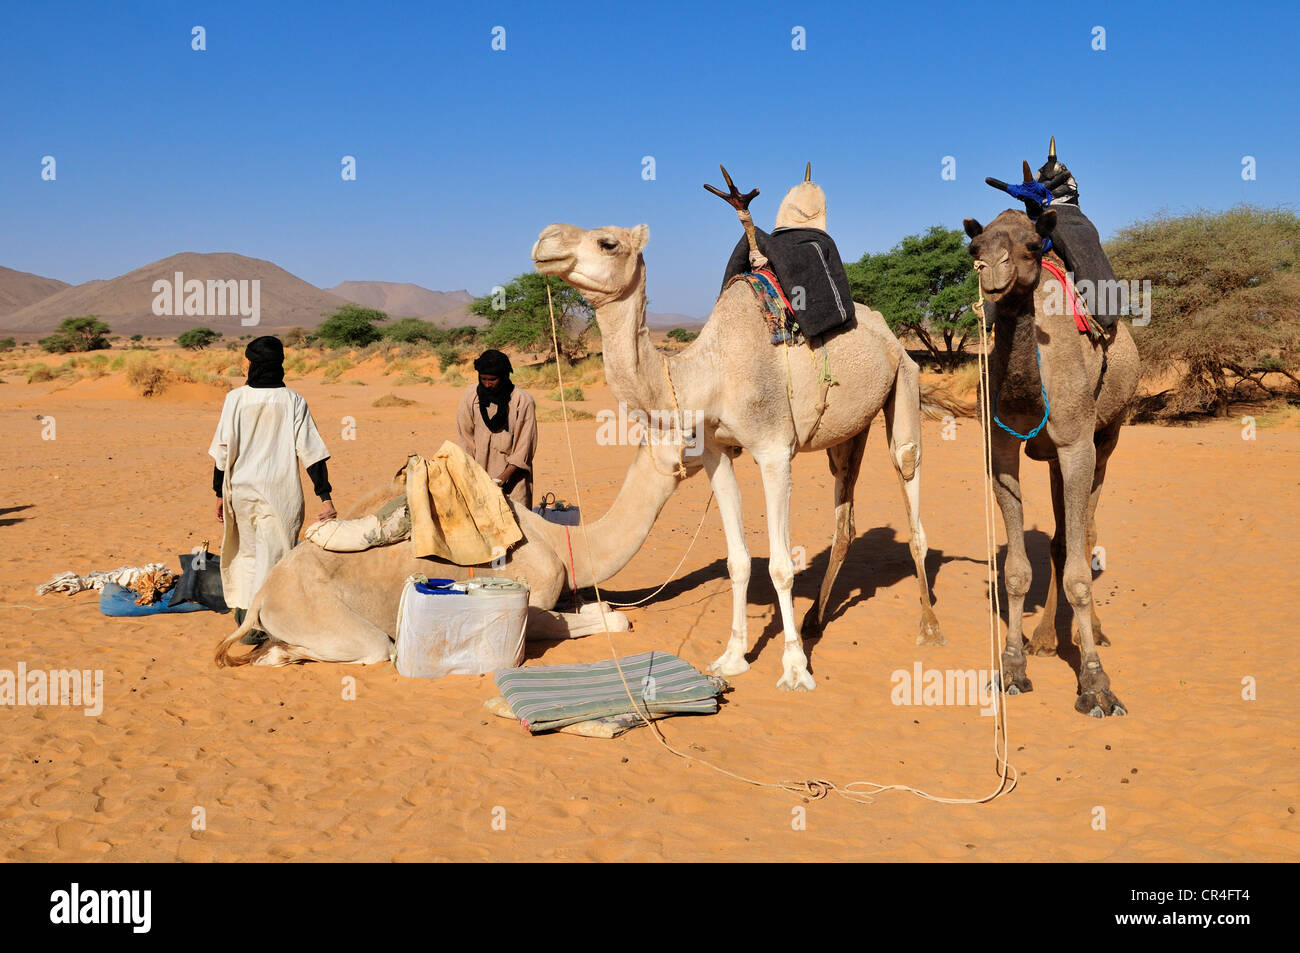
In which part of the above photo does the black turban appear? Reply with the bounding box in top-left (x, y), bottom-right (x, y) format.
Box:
top-left (473, 349), bottom-right (513, 377)
top-left (245, 335), bottom-right (285, 388)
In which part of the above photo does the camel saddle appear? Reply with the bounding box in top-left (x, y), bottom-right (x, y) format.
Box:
top-left (721, 226), bottom-right (854, 339)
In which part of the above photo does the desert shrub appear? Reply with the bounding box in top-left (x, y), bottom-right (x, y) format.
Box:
top-left (443, 368), bottom-right (466, 387)
top-left (372, 393), bottom-right (417, 408)
top-left (666, 327), bottom-right (698, 343)
top-left (0, 337), bottom-right (16, 351)
top-left (396, 371), bottom-right (434, 386)
top-left (321, 357), bottom-right (353, 380)
top-left (26, 363), bottom-right (55, 383)
top-left (125, 353), bottom-right (169, 396)
top-left (435, 343), bottom-right (462, 371)
top-left (547, 385), bottom-right (585, 402)
top-left (282, 327), bottom-right (310, 347)
top-left (537, 406), bottom-right (595, 422)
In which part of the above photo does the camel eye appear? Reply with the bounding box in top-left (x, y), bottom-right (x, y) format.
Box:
top-left (597, 237), bottom-right (619, 252)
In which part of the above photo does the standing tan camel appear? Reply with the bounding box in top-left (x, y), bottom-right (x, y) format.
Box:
top-left (214, 439), bottom-right (696, 667)
top-left (962, 207), bottom-right (1139, 716)
top-left (533, 186), bottom-right (944, 692)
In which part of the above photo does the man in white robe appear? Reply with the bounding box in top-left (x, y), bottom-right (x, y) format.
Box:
top-left (208, 336), bottom-right (335, 642)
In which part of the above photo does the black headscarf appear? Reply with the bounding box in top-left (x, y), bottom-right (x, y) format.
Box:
top-left (245, 336), bottom-right (285, 388)
top-left (473, 349), bottom-right (514, 433)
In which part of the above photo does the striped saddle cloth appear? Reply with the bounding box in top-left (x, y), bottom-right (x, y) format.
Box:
top-left (724, 269), bottom-right (803, 345)
top-left (494, 651), bottom-right (726, 734)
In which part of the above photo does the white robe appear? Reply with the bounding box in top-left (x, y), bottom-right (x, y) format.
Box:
top-left (208, 386), bottom-right (330, 609)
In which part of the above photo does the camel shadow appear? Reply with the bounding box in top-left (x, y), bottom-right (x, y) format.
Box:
top-left (751, 527), bottom-right (982, 668)
top-left (0, 504), bottom-right (33, 527)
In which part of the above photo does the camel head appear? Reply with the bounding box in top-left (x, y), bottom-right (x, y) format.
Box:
top-left (532, 223), bottom-right (649, 307)
top-left (962, 208), bottom-right (1056, 301)
top-left (775, 162), bottom-right (827, 231)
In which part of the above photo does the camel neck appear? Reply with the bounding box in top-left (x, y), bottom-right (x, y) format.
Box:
top-left (595, 261), bottom-right (674, 413)
top-left (537, 443), bottom-right (681, 589)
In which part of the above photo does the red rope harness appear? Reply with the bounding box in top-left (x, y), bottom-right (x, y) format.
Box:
top-left (1039, 258), bottom-right (1092, 334)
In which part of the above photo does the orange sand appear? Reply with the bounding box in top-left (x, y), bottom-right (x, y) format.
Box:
top-left (0, 362), bottom-right (1296, 861)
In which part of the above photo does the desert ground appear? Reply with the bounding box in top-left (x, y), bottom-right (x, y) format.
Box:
top-left (0, 350), bottom-right (1296, 861)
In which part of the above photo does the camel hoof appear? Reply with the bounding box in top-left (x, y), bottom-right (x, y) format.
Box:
top-left (777, 668), bottom-right (816, 692)
top-left (709, 654), bottom-right (750, 678)
top-left (1029, 638), bottom-right (1057, 658)
top-left (991, 668), bottom-right (1032, 696)
top-left (1076, 691), bottom-right (1127, 717)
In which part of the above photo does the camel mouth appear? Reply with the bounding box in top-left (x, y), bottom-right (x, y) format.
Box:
top-left (532, 254), bottom-right (574, 274)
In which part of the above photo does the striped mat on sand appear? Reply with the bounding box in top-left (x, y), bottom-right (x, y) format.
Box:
top-left (495, 651), bottom-right (725, 734)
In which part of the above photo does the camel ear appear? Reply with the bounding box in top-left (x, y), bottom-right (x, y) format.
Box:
top-left (1035, 209), bottom-right (1057, 239)
top-left (629, 224), bottom-right (649, 253)
top-left (963, 218), bottom-right (983, 239)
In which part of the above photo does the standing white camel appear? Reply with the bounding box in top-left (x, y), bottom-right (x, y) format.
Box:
top-left (533, 175), bottom-right (946, 691)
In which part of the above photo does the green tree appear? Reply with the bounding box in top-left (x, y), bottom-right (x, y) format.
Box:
top-left (381, 317), bottom-right (444, 344)
top-left (313, 305), bottom-right (386, 348)
top-left (1107, 205), bottom-right (1300, 418)
top-left (845, 226), bottom-right (978, 371)
top-left (667, 327), bottom-right (698, 343)
top-left (470, 273), bottom-right (593, 363)
top-left (178, 327), bottom-right (222, 350)
top-left (39, 315), bottom-right (112, 353)
top-left (0, 337), bottom-right (16, 351)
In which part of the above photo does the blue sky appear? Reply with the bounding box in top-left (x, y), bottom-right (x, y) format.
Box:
top-left (2, 0), bottom-right (1296, 316)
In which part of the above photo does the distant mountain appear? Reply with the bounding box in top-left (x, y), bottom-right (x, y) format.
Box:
top-left (0, 253), bottom-right (352, 334)
top-left (0, 266), bottom-right (70, 318)
top-left (646, 311), bottom-right (704, 329)
top-left (329, 281), bottom-right (473, 319)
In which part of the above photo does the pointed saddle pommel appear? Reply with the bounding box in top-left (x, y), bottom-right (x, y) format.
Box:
top-left (703, 164), bottom-right (760, 212)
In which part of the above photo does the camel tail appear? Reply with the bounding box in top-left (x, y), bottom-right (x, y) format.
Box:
top-left (919, 381), bottom-right (977, 420)
top-left (214, 596), bottom-right (264, 668)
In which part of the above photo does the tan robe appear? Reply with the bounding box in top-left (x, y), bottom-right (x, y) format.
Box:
top-left (208, 386), bottom-right (330, 609)
top-left (455, 386), bottom-right (537, 509)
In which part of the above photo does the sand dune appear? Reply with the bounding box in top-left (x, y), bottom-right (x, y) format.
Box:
top-left (0, 362), bottom-right (1296, 861)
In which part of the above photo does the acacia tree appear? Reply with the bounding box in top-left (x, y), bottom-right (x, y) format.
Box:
top-left (470, 272), bottom-right (593, 363)
top-left (844, 226), bottom-right (978, 371)
top-left (39, 315), bottom-right (112, 353)
top-left (1107, 205), bottom-right (1300, 417)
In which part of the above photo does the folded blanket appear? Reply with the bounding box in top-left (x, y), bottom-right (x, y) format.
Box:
top-left (494, 651), bottom-right (725, 734)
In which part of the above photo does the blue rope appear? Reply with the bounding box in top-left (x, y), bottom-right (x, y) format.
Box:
top-left (991, 342), bottom-right (1050, 440)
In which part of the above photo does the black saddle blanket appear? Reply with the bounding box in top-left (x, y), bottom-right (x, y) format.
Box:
top-left (721, 227), bottom-right (854, 338)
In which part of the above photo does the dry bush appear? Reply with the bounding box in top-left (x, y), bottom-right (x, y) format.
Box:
top-left (125, 352), bottom-right (169, 396)
top-left (372, 393), bottom-right (417, 408)
top-left (546, 385), bottom-right (585, 402)
top-left (537, 406), bottom-right (594, 422)
top-left (321, 357), bottom-right (354, 380)
top-left (26, 363), bottom-right (55, 384)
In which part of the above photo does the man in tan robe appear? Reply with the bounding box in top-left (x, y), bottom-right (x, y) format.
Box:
top-left (455, 349), bottom-right (537, 509)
